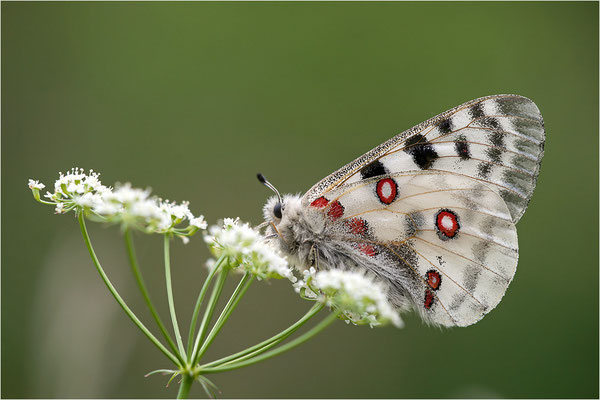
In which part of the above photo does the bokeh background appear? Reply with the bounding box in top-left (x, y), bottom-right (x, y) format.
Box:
top-left (2, 2), bottom-right (598, 398)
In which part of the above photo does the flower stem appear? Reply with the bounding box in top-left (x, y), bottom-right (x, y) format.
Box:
top-left (193, 273), bottom-right (254, 364)
top-left (202, 302), bottom-right (324, 369)
top-left (124, 229), bottom-right (184, 366)
top-left (186, 255), bottom-right (225, 356)
top-left (177, 372), bottom-right (194, 399)
top-left (164, 234), bottom-right (186, 360)
top-left (77, 213), bottom-right (181, 367)
top-left (190, 267), bottom-right (229, 364)
top-left (199, 311), bottom-right (339, 374)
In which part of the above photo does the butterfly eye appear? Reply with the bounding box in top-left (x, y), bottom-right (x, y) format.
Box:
top-left (273, 202), bottom-right (283, 219)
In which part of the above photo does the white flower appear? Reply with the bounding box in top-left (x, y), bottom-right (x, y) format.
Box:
top-left (299, 269), bottom-right (403, 328)
top-left (28, 168), bottom-right (207, 240)
top-left (93, 201), bottom-right (122, 216)
top-left (293, 267), bottom-right (318, 299)
top-left (28, 179), bottom-right (45, 190)
top-left (190, 216), bottom-right (207, 229)
top-left (222, 218), bottom-right (239, 229)
top-left (110, 183), bottom-right (151, 204)
top-left (74, 192), bottom-right (102, 208)
top-left (204, 218), bottom-right (293, 281)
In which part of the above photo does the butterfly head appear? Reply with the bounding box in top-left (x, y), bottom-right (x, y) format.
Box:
top-left (257, 173), bottom-right (302, 228)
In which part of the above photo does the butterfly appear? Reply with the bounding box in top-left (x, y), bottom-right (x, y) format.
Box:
top-left (260, 94), bottom-right (545, 327)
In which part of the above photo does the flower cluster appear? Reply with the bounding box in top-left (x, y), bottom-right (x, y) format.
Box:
top-left (294, 267), bottom-right (403, 328)
top-left (204, 218), bottom-right (294, 282)
top-left (28, 168), bottom-right (206, 240)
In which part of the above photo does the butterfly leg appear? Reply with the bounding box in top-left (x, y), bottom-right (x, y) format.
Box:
top-left (308, 244), bottom-right (321, 271)
top-left (254, 221), bottom-right (269, 231)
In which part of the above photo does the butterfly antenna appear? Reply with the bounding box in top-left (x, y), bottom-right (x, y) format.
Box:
top-left (257, 173), bottom-right (283, 204)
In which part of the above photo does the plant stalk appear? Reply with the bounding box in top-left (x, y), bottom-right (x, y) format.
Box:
top-left (202, 302), bottom-right (324, 369)
top-left (164, 234), bottom-right (187, 359)
top-left (177, 372), bottom-right (194, 399)
top-left (200, 311), bottom-right (339, 374)
top-left (193, 273), bottom-right (254, 364)
top-left (190, 267), bottom-right (229, 363)
top-left (124, 229), bottom-right (184, 365)
top-left (78, 213), bottom-right (181, 367)
top-left (186, 255), bottom-right (226, 356)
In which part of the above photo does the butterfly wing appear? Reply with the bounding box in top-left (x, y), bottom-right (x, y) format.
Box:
top-left (300, 95), bottom-right (544, 326)
top-left (303, 94), bottom-right (545, 224)
top-left (306, 171), bottom-right (518, 327)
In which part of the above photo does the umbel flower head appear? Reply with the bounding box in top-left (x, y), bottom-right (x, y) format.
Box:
top-left (28, 168), bottom-right (207, 240)
top-left (204, 218), bottom-right (294, 282)
top-left (295, 267), bottom-right (403, 328)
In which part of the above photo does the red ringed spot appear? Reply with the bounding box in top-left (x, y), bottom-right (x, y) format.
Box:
top-left (376, 178), bottom-right (398, 205)
top-left (357, 243), bottom-right (377, 257)
top-left (424, 289), bottom-right (435, 309)
top-left (345, 218), bottom-right (368, 236)
top-left (435, 209), bottom-right (460, 239)
top-left (327, 200), bottom-right (344, 220)
top-left (426, 270), bottom-right (442, 290)
top-left (310, 196), bottom-right (329, 208)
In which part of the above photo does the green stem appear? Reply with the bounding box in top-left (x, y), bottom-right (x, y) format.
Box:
top-left (202, 302), bottom-right (324, 369)
top-left (164, 234), bottom-right (186, 360)
top-left (193, 273), bottom-right (254, 364)
top-left (186, 255), bottom-right (226, 356)
top-left (177, 373), bottom-right (194, 399)
top-left (199, 311), bottom-right (339, 374)
top-left (77, 213), bottom-right (181, 367)
top-left (190, 267), bottom-right (229, 363)
top-left (124, 229), bottom-right (184, 366)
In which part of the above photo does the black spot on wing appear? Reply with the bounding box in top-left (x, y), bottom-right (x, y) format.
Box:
top-left (486, 147), bottom-right (503, 163)
top-left (469, 103), bottom-right (485, 119)
top-left (489, 131), bottom-right (505, 147)
top-left (360, 160), bottom-right (387, 179)
top-left (404, 134), bottom-right (439, 170)
top-left (463, 265), bottom-right (482, 294)
top-left (481, 117), bottom-right (501, 130)
top-left (454, 134), bottom-right (471, 160)
top-left (438, 118), bottom-right (452, 134)
top-left (477, 162), bottom-right (492, 179)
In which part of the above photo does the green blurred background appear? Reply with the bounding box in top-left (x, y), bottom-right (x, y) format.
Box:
top-left (2, 2), bottom-right (598, 398)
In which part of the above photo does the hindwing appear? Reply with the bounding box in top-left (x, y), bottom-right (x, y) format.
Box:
top-left (306, 172), bottom-right (518, 327)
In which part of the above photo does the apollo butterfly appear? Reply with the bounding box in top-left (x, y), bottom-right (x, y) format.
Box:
top-left (260, 95), bottom-right (545, 326)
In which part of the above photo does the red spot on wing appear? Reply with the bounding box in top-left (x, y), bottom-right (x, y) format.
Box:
top-left (436, 209), bottom-right (460, 238)
top-left (376, 178), bottom-right (398, 205)
top-left (310, 196), bottom-right (329, 208)
top-left (327, 200), bottom-right (344, 220)
top-left (346, 218), bottom-right (368, 236)
top-left (357, 243), bottom-right (377, 257)
top-left (426, 270), bottom-right (442, 290)
top-left (424, 289), bottom-right (435, 309)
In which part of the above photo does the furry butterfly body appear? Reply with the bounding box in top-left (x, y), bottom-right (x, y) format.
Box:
top-left (263, 95), bottom-right (545, 327)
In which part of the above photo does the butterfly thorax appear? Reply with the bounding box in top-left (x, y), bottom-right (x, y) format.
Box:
top-left (263, 194), bottom-right (366, 272)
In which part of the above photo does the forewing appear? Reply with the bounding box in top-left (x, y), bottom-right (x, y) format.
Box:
top-left (303, 94), bottom-right (545, 223)
top-left (308, 172), bottom-right (518, 327)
